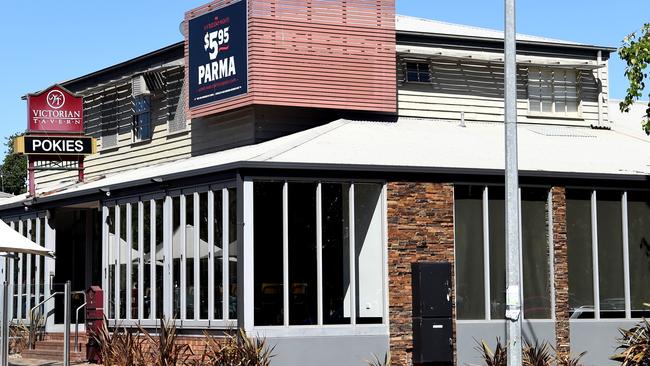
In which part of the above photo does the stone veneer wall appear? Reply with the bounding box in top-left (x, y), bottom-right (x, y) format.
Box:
top-left (552, 187), bottom-right (570, 357)
top-left (387, 182), bottom-right (455, 366)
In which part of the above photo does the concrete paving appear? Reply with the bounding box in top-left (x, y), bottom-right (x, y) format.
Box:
top-left (8, 356), bottom-right (91, 366)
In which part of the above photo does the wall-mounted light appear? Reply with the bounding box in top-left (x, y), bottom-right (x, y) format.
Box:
top-left (99, 187), bottom-right (111, 197)
top-left (152, 177), bottom-right (164, 183)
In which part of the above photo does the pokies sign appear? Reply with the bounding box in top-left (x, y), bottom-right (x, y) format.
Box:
top-left (27, 85), bottom-right (84, 133)
top-left (188, 0), bottom-right (248, 109)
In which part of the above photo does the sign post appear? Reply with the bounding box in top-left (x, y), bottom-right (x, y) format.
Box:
top-left (18, 85), bottom-right (94, 197)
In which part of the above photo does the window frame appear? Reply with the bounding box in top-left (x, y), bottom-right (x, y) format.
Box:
top-left (404, 61), bottom-right (432, 84)
top-left (526, 67), bottom-right (582, 118)
top-left (132, 95), bottom-right (152, 143)
top-left (245, 178), bottom-right (389, 336)
top-left (102, 185), bottom-right (238, 329)
top-left (454, 185), bottom-right (556, 322)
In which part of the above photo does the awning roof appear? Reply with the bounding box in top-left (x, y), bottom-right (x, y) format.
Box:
top-left (0, 220), bottom-right (54, 258)
top-left (1, 117), bottom-right (649, 210)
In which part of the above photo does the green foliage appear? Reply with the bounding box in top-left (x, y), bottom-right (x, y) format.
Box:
top-left (0, 132), bottom-right (27, 195)
top-left (619, 23), bottom-right (650, 135)
top-left (612, 319), bottom-right (650, 366)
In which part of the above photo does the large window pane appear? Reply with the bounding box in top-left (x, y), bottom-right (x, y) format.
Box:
top-left (322, 183), bottom-right (351, 324)
top-left (628, 192), bottom-right (650, 318)
top-left (154, 199), bottom-right (164, 319)
top-left (213, 191), bottom-right (224, 320)
top-left (567, 190), bottom-right (594, 318)
top-left (521, 189), bottom-right (551, 319)
top-left (597, 191), bottom-right (625, 318)
top-left (142, 201), bottom-right (151, 319)
top-left (454, 185), bottom-right (485, 320)
top-left (488, 188), bottom-right (506, 320)
top-left (172, 197), bottom-right (181, 319)
top-left (131, 204), bottom-right (139, 319)
top-left (228, 187), bottom-right (238, 319)
top-left (186, 194), bottom-right (195, 319)
top-left (354, 183), bottom-right (383, 324)
top-left (119, 204), bottom-right (127, 319)
top-left (108, 207), bottom-right (115, 319)
top-left (288, 183), bottom-right (318, 325)
top-left (199, 192), bottom-right (209, 319)
top-left (253, 182), bottom-right (284, 326)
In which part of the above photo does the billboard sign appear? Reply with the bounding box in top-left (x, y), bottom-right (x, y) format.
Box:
top-left (27, 85), bottom-right (84, 133)
top-left (188, 0), bottom-right (248, 109)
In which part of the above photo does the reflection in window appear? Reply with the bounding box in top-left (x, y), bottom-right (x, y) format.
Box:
top-left (142, 201), bottom-right (151, 319)
top-left (253, 182), bottom-right (284, 326)
top-left (131, 204), bottom-right (139, 319)
top-left (567, 190), bottom-right (594, 319)
top-left (107, 207), bottom-right (115, 319)
top-left (155, 200), bottom-right (164, 319)
top-left (228, 187), bottom-right (238, 319)
top-left (488, 188), bottom-right (506, 320)
top-left (454, 186), bottom-right (485, 320)
top-left (628, 192), bottom-right (650, 318)
top-left (521, 189), bottom-right (551, 319)
top-left (597, 191), bottom-right (625, 318)
top-left (288, 183), bottom-right (318, 325)
top-left (322, 183), bottom-right (351, 324)
top-left (214, 191), bottom-right (224, 320)
top-left (199, 192), bottom-right (209, 320)
top-left (119, 204), bottom-right (127, 319)
top-left (172, 197), bottom-right (181, 319)
top-left (354, 184), bottom-right (384, 324)
top-left (186, 194), bottom-right (195, 320)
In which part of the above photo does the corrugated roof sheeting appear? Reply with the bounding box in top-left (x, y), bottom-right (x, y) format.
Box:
top-left (1, 117), bottom-right (649, 209)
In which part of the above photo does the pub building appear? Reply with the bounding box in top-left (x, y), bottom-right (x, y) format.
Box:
top-left (1, 0), bottom-right (648, 365)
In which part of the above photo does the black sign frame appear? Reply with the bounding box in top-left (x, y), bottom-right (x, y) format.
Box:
top-left (188, 0), bottom-right (248, 109)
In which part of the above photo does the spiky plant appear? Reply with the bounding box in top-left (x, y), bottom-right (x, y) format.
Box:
top-left (197, 328), bottom-right (274, 366)
top-left (556, 351), bottom-right (587, 366)
top-left (475, 338), bottom-right (507, 366)
top-left (523, 340), bottom-right (553, 366)
top-left (612, 319), bottom-right (650, 366)
top-left (139, 317), bottom-right (193, 366)
top-left (366, 352), bottom-right (391, 366)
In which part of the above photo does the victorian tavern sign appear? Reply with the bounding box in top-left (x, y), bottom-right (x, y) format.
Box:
top-left (15, 85), bottom-right (96, 196)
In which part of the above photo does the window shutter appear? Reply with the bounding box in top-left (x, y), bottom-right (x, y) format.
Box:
top-left (101, 91), bottom-right (119, 149)
top-left (168, 77), bottom-right (188, 134)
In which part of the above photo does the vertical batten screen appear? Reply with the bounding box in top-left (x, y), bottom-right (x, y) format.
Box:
top-left (252, 180), bottom-right (386, 328)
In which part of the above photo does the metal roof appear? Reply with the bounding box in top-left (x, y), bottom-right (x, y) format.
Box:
top-left (2, 117), bottom-right (649, 210)
top-left (396, 15), bottom-right (616, 52)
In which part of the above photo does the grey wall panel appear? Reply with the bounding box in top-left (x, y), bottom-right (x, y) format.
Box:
top-left (266, 335), bottom-right (388, 366)
top-left (570, 320), bottom-right (637, 366)
top-left (457, 321), bottom-right (555, 366)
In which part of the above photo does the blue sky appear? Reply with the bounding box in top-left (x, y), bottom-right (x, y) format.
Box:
top-left (1, 1), bottom-right (648, 155)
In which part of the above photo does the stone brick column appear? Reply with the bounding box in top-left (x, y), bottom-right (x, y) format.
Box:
top-left (552, 187), bottom-right (570, 357)
top-left (387, 182), bottom-right (455, 366)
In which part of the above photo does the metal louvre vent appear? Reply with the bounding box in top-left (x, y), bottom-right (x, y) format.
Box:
top-left (168, 78), bottom-right (187, 134)
top-left (132, 75), bottom-right (151, 97)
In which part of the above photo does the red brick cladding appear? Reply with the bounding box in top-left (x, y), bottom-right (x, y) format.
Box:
top-left (387, 182), bottom-right (455, 366)
top-left (185, 0), bottom-right (397, 119)
top-left (551, 187), bottom-right (570, 357)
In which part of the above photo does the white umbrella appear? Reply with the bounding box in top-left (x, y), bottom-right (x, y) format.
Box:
top-left (0, 220), bottom-right (54, 258)
top-left (0, 219), bottom-right (54, 366)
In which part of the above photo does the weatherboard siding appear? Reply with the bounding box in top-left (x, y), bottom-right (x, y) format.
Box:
top-left (397, 57), bottom-right (608, 127)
